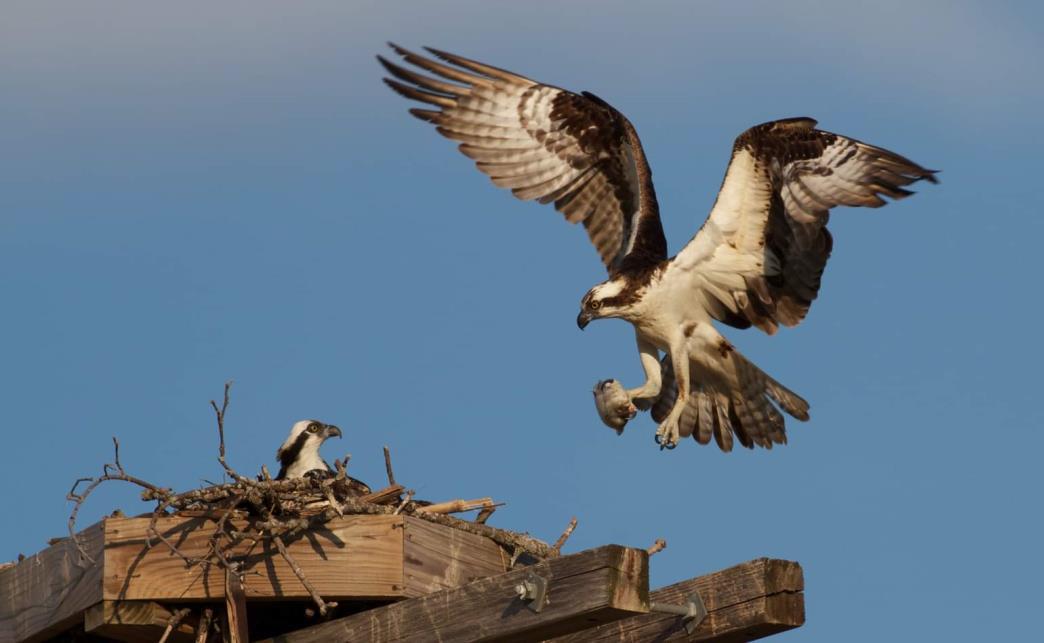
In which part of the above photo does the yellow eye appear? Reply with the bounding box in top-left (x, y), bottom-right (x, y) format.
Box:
top-left (590, 300), bottom-right (602, 310)
top-left (307, 423), bottom-right (320, 433)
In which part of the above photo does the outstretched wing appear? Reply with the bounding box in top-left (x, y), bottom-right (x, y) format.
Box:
top-left (673, 117), bottom-right (937, 334)
top-left (379, 44), bottom-right (667, 274)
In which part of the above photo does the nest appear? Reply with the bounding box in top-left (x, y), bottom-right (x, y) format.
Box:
top-left (65, 383), bottom-right (575, 632)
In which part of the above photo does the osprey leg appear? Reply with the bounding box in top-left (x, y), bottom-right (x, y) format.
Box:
top-left (626, 333), bottom-right (663, 408)
top-left (652, 324), bottom-right (810, 451)
top-left (654, 337), bottom-right (691, 449)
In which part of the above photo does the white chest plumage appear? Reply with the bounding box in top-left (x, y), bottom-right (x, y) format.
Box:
top-left (382, 44), bottom-right (937, 450)
top-left (282, 449), bottom-right (329, 479)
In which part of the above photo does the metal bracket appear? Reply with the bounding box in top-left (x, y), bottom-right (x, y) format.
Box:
top-left (515, 572), bottom-right (550, 613)
top-left (649, 592), bottom-right (707, 634)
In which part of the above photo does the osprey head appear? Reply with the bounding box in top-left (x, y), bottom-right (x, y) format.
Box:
top-left (275, 420), bottom-right (342, 480)
top-left (577, 278), bottom-right (630, 329)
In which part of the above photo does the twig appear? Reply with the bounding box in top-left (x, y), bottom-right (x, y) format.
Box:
top-left (272, 534), bottom-right (337, 617)
top-left (393, 490), bottom-right (414, 515)
top-left (417, 497), bottom-right (497, 515)
top-left (62, 379), bottom-right (563, 628)
top-left (334, 455), bottom-right (350, 480)
top-left (157, 607), bottom-right (192, 643)
top-left (148, 524), bottom-right (211, 568)
top-left (110, 436), bottom-right (124, 474)
top-left (66, 439), bottom-right (170, 564)
top-left (403, 507), bottom-right (557, 559)
top-left (321, 483), bottom-right (344, 517)
top-left (195, 607), bottom-right (213, 643)
top-left (211, 381), bottom-right (251, 484)
top-left (647, 538), bottom-right (667, 556)
top-left (357, 484), bottom-right (405, 505)
top-left (552, 517), bottom-right (578, 553)
top-left (383, 445), bottom-right (396, 485)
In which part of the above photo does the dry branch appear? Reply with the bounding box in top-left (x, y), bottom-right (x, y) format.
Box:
top-left (63, 381), bottom-right (560, 622)
top-left (647, 538), bottom-right (667, 556)
top-left (383, 445), bottom-right (396, 485)
top-left (273, 534), bottom-right (337, 616)
top-left (195, 608), bottom-right (213, 643)
top-left (552, 517), bottom-right (579, 553)
top-left (394, 490), bottom-right (415, 515)
top-left (157, 607), bottom-right (192, 643)
top-left (357, 484), bottom-right (405, 505)
top-left (418, 497), bottom-right (496, 514)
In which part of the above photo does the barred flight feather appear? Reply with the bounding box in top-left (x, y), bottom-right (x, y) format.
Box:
top-left (382, 45), bottom-right (936, 453)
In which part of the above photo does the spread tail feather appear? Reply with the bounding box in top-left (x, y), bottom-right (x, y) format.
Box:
top-left (651, 349), bottom-right (809, 452)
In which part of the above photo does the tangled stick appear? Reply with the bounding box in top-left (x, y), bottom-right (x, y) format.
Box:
top-left (647, 538), bottom-right (667, 556)
top-left (194, 608), bottom-right (213, 643)
top-left (157, 607), bottom-right (192, 643)
top-left (552, 517), bottom-right (579, 554)
top-left (64, 382), bottom-right (561, 618)
top-left (272, 533), bottom-right (337, 616)
top-left (66, 437), bottom-right (170, 564)
top-left (383, 445), bottom-right (396, 485)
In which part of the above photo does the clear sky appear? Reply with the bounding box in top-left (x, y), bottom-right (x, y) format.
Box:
top-left (2, 2), bottom-right (1041, 640)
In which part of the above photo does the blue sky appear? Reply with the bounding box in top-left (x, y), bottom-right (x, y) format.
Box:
top-left (2, 2), bottom-right (1041, 640)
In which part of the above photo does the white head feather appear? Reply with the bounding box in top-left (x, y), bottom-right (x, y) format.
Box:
top-left (276, 419), bottom-right (342, 480)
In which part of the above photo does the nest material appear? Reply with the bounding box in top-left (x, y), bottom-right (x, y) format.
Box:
top-left (64, 383), bottom-right (570, 626)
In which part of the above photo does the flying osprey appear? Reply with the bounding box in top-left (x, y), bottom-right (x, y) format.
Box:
top-left (275, 420), bottom-right (369, 495)
top-left (379, 45), bottom-right (936, 451)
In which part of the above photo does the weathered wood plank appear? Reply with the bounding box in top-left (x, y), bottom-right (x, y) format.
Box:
top-left (0, 522), bottom-right (104, 643)
top-left (83, 600), bottom-right (195, 643)
top-left (103, 515), bottom-right (405, 601)
top-left (549, 558), bottom-right (804, 642)
top-left (224, 569), bottom-right (249, 643)
top-left (256, 545), bottom-right (650, 643)
top-left (402, 515), bottom-right (509, 597)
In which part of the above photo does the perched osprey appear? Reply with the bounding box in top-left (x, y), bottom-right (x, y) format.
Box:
top-left (380, 45), bottom-right (937, 451)
top-left (275, 420), bottom-right (348, 480)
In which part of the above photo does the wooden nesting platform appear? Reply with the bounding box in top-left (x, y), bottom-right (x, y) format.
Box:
top-left (0, 515), bottom-right (805, 642)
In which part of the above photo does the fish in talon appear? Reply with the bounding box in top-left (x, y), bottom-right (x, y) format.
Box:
top-left (593, 379), bottom-right (636, 434)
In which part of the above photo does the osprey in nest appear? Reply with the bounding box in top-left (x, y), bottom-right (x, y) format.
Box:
top-left (276, 420), bottom-right (371, 495)
top-left (380, 45), bottom-right (937, 451)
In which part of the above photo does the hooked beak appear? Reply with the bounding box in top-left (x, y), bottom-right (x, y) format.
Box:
top-left (323, 424), bottom-right (342, 439)
top-left (577, 311), bottom-right (592, 330)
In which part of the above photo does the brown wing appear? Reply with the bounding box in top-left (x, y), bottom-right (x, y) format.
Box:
top-left (673, 117), bottom-right (938, 334)
top-left (379, 44), bottom-right (666, 274)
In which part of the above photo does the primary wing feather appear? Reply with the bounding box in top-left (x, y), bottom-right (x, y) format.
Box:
top-left (674, 117), bottom-right (938, 334)
top-left (380, 44), bottom-right (666, 273)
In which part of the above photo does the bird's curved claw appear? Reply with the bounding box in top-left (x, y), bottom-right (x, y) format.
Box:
top-left (654, 433), bottom-right (678, 450)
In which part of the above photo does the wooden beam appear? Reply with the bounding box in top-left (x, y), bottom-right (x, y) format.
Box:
top-left (100, 514), bottom-right (509, 603)
top-left (2, 514), bottom-right (512, 640)
top-left (402, 516), bottom-right (509, 597)
top-left (255, 545), bottom-right (650, 643)
top-left (83, 600), bottom-right (195, 643)
top-left (103, 515), bottom-right (405, 601)
top-left (0, 523), bottom-right (104, 643)
top-left (549, 558), bottom-right (804, 642)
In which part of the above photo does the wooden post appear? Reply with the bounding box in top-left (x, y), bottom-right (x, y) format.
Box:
top-left (255, 545), bottom-right (650, 643)
top-left (223, 569), bottom-right (249, 643)
top-left (549, 558), bottom-right (804, 642)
